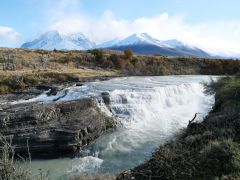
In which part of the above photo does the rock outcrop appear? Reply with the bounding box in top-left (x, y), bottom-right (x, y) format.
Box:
top-left (0, 99), bottom-right (115, 158)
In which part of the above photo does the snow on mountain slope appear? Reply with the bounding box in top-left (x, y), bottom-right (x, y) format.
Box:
top-left (21, 31), bottom-right (95, 50)
top-left (95, 38), bottom-right (121, 49)
top-left (97, 33), bottom-right (166, 48)
top-left (116, 33), bottom-right (164, 47)
top-left (97, 33), bottom-right (196, 50)
top-left (96, 33), bottom-right (210, 57)
top-left (21, 31), bottom-right (213, 58)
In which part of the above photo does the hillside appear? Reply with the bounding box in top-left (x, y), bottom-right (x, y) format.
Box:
top-left (0, 47), bottom-right (239, 94)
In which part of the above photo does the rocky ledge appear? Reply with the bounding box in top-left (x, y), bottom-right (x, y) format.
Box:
top-left (0, 98), bottom-right (115, 158)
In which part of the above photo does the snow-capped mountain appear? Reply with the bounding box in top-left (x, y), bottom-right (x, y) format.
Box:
top-left (97, 33), bottom-right (193, 49)
top-left (97, 33), bottom-right (210, 57)
top-left (21, 31), bottom-right (211, 57)
top-left (162, 39), bottom-right (191, 48)
top-left (21, 31), bottom-right (95, 50)
top-left (202, 48), bottom-right (240, 59)
top-left (97, 33), bottom-right (164, 48)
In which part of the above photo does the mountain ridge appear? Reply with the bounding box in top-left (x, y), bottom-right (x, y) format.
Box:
top-left (21, 30), bottom-right (95, 50)
top-left (21, 31), bottom-right (225, 58)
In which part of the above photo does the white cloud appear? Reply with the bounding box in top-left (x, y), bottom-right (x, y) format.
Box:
top-left (0, 26), bottom-right (21, 41)
top-left (43, 1), bottom-right (240, 54)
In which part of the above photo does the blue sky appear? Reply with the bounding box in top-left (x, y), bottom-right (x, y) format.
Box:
top-left (0, 0), bottom-right (240, 54)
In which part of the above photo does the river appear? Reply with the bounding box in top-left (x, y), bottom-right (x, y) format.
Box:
top-left (18, 75), bottom-right (217, 179)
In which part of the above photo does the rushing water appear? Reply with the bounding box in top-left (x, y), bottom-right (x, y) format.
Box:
top-left (18, 76), bottom-right (217, 179)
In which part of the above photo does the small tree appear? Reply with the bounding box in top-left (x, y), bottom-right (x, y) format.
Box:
top-left (124, 48), bottom-right (133, 59)
top-left (89, 49), bottom-right (104, 62)
top-left (110, 54), bottom-right (125, 69)
top-left (66, 52), bottom-right (73, 65)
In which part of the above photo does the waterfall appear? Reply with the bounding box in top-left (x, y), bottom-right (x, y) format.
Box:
top-left (75, 78), bottom-right (215, 175)
top-left (105, 83), bottom-right (213, 128)
top-left (15, 76), bottom-right (217, 178)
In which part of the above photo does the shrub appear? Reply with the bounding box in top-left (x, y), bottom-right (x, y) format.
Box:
top-left (88, 49), bottom-right (104, 62)
top-left (199, 139), bottom-right (240, 178)
top-left (124, 48), bottom-right (133, 59)
top-left (0, 135), bottom-right (31, 180)
top-left (109, 54), bottom-right (126, 69)
top-left (66, 52), bottom-right (73, 64)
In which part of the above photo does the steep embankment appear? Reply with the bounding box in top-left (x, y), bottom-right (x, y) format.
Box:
top-left (0, 98), bottom-right (116, 158)
top-left (118, 76), bottom-right (240, 180)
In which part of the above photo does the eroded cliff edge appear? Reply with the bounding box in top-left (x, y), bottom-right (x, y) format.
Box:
top-left (0, 98), bottom-right (116, 158)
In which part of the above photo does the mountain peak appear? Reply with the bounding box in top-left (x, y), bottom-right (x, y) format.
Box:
top-left (96, 33), bottom-right (209, 57)
top-left (43, 30), bottom-right (60, 35)
top-left (21, 30), bottom-right (95, 50)
top-left (107, 33), bottom-right (163, 47)
top-left (21, 31), bottom-right (210, 58)
top-left (39, 30), bottom-right (62, 41)
top-left (133, 32), bottom-right (152, 39)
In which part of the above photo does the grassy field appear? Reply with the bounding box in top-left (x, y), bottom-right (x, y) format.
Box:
top-left (0, 48), bottom-right (123, 94)
top-left (0, 68), bottom-right (121, 94)
top-left (0, 47), bottom-right (240, 94)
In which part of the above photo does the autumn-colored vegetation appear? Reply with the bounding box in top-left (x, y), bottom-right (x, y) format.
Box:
top-left (0, 47), bottom-right (240, 94)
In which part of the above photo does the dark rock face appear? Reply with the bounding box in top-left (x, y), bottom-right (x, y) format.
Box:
top-left (0, 99), bottom-right (115, 158)
top-left (101, 92), bottom-right (111, 105)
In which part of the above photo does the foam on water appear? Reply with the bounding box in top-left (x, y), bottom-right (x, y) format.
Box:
top-left (69, 156), bottom-right (103, 175)
top-left (17, 76), bottom-right (217, 179)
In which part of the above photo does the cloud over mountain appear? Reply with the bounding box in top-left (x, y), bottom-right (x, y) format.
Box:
top-left (42, 1), bottom-right (240, 55)
top-left (1, 0), bottom-right (240, 56)
top-left (0, 26), bottom-right (20, 41)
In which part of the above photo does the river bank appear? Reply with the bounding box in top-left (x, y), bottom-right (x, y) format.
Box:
top-left (118, 76), bottom-right (240, 180)
top-left (0, 98), bottom-right (116, 159)
top-left (1, 75), bottom-right (239, 179)
top-left (0, 75), bottom-right (214, 179)
top-left (0, 47), bottom-right (240, 179)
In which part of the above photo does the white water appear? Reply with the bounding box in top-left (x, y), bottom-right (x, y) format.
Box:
top-left (18, 76), bottom-right (217, 179)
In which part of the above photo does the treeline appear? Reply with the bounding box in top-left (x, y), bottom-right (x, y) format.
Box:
top-left (87, 49), bottom-right (240, 76)
top-left (0, 48), bottom-right (239, 76)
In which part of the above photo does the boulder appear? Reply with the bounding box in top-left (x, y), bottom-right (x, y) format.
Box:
top-left (101, 92), bottom-right (111, 105)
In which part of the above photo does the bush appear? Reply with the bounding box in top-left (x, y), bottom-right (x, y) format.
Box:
top-left (66, 52), bottom-right (73, 64)
top-left (0, 134), bottom-right (49, 180)
top-left (0, 135), bottom-right (31, 180)
top-left (88, 49), bottom-right (104, 62)
top-left (109, 54), bottom-right (126, 69)
top-left (124, 48), bottom-right (133, 59)
top-left (199, 139), bottom-right (240, 178)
